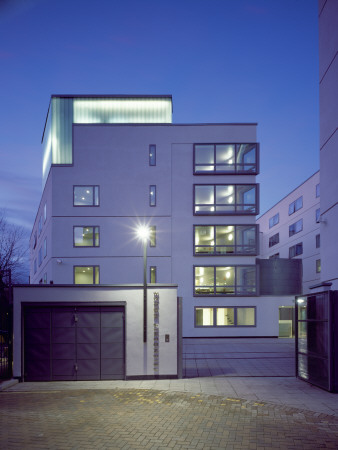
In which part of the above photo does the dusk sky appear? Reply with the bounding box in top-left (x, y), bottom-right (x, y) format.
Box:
top-left (1, 0), bottom-right (319, 235)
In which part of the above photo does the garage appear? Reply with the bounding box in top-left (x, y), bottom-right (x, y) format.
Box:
top-left (23, 305), bottom-right (125, 381)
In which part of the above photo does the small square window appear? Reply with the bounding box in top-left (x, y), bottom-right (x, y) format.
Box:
top-left (289, 219), bottom-right (303, 237)
top-left (288, 196), bottom-right (303, 215)
top-left (74, 266), bottom-right (99, 284)
top-left (74, 226), bottom-right (100, 247)
top-left (73, 186), bottom-right (99, 206)
top-left (149, 185), bottom-right (156, 206)
top-left (269, 213), bottom-right (279, 228)
top-left (149, 145), bottom-right (156, 166)
top-left (269, 233), bottom-right (279, 247)
top-left (289, 243), bottom-right (303, 258)
top-left (195, 307), bottom-right (214, 326)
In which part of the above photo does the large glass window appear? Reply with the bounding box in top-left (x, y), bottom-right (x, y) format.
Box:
top-left (194, 265), bottom-right (257, 296)
top-left (269, 233), bottom-right (279, 248)
top-left (74, 266), bottom-right (99, 284)
top-left (74, 226), bottom-right (100, 247)
top-left (289, 219), bottom-right (303, 237)
top-left (269, 213), bottom-right (279, 228)
top-left (195, 307), bottom-right (255, 327)
top-left (194, 225), bottom-right (257, 255)
top-left (73, 186), bottom-right (99, 206)
top-left (194, 143), bottom-right (258, 174)
top-left (194, 184), bottom-right (258, 215)
top-left (149, 144), bottom-right (156, 166)
top-left (289, 243), bottom-right (303, 258)
top-left (288, 196), bottom-right (303, 215)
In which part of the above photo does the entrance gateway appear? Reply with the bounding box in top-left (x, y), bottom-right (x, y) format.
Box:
top-left (24, 304), bottom-right (124, 381)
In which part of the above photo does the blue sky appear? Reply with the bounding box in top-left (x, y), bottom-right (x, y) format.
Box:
top-left (0, 0), bottom-right (319, 233)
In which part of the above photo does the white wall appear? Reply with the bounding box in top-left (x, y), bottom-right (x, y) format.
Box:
top-left (13, 285), bottom-right (179, 379)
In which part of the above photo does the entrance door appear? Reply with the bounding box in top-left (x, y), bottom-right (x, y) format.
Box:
top-left (24, 305), bottom-right (125, 381)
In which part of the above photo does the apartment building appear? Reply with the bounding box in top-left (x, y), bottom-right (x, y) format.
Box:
top-left (30, 95), bottom-right (296, 339)
top-left (257, 171), bottom-right (320, 294)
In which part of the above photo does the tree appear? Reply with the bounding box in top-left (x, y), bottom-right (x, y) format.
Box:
top-left (0, 211), bottom-right (28, 284)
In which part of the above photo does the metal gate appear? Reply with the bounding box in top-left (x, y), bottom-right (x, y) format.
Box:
top-left (24, 305), bottom-right (125, 381)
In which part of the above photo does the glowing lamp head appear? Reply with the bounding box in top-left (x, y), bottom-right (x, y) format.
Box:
top-left (137, 225), bottom-right (150, 242)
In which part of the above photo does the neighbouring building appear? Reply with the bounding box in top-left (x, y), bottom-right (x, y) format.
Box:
top-left (28, 94), bottom-right (298, 347)
top-left (257, 171), bottom-right (320, 294)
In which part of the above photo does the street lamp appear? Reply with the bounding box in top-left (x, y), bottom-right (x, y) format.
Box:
top-left (136, 225), bottom-right (150, 342)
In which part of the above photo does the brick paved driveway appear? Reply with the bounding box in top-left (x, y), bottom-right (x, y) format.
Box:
top-left (1, 388), bottom-right (337, 449)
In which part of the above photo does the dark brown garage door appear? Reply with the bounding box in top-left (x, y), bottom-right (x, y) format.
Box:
top-left (24, 305), bottom-right (125, 381)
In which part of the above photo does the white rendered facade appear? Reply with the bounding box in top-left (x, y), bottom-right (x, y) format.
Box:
top-left (30, 95), bottom-right (295, 338)
top-left (318, 0), bottom-right (338, 290)
top-left (257, 171), bottom-right (320, 294)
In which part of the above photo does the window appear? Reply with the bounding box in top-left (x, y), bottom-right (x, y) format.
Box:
top-left (149, 226), bottom-right (156, 247)
top-left (269, 233), bottom-right (279, 248)
top-left (316, 183), bottom-right (320, 198)
top-left (149, 144), bottom-right (156, 166)
top-left (44, 202), bottom-right (47, 222)
top-left (288, 196), bottom-right (303, 215)
top-left (74, 266), bottom-right (99, 284)
top-left (289, 243), bottom-right (303, 258)
top-left (43, 238), bottom-right (47, 258)
top-left (194, 184), bottom-right (258, 215)
top-left (289, 219), bottom-right (303, 237)
top-left (316, 234), bottom-right (320, 248)
top-left (316, 259), bottom-right (321, 273)
top-left (149, 185), bottom-right (156, 206)
top-left (269, 213), bottom-right (279, 228)
top-left (74, 226), bottom-right (100, 247)
top-left (316, 208), bottom-right (320, 223)
top-left (269, 253), bottom-right (280, 259)
top-left (194, 265), bottom-right (257, 296)
top-left (150, 266), bottom-right (156, 283)
top-left (38, 216), bottom-right (42, 236)
top-left (194, 143), bottom-right (258, 174)
top-left (38, 247), bottom-right (42, 266)
top-left (73, 186), bottom-right (99, 206)
top-left (195, 307), bottom-right (255, 327)
top-left (194, 225), bottom-right (257, 255)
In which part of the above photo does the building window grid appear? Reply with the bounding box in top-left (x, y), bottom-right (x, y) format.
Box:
top-left (193, 143), bottom-right (258, 174)
top-left (195, 306), bottom-right (256, 327)
top-left (73, 185), bottom-right (99, 206)
top-left (288, 196), bottom-right (303, 215)
top-left (194, 224), bottom-right (258, 256)
top-left (194, 184), bottom-right (258, 215)
top-left (73, 226), bottom-right (100, 247)
top-left (194, 265), bottom-right (257, 296)
top-left (289, 218), bottom-right (303, 237)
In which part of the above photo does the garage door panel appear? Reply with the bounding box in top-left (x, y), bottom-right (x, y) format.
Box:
top-left (77, 343), bottom-right (100, 359)
top-left (52, 310), bottom-right (75, 328)
top-left (52, 327), bottom-right (76, 343)
top-left (101, 327), bottom-right (123, 343)
top-left (25, 360), bottom-right (51, 380)
top-left (77, 310), bottom-right (100, 327)
top-left (25, 311), bottom-right (50, 328)
top-left (25, 328), bottom-right (50, 345)
top-left (52, 343), bottom-right (76, 359)
top-left (52, 359), bottom-right (76, 377)
top-left (101, 312), bottom-right (123, 328)
top-left (77, 359), bottom-right (100, 380)
top-left (77, 327), bottom-right (100, 343)
top-left (101, 358), bottom-right (124, 375)
top-left (26, 344), bottom-right (50, 360)
top-left (101, 342), bottom-right (124, 358)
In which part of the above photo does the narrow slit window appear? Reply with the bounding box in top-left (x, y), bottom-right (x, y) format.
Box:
top-left (150, 266), bottom-right (157, 283)
top-left (149, 145), bottom-right (156, 166)
top-left (150, 185), bottom-right (156, 206)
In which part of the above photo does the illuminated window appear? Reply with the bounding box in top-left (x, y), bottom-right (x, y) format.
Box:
top-left (194, 184), bottom-right (258, 215)
top-left (73, 186), bottom-right (99, 206)
top-left (149, 144), bottom-right (156, 166)
top-left (289, 219), bottom-right (303, 237)
top-left (316, 259), bottom-right (321, 273)
top-left (150, 266), bottom-right (156, 283)
top-left (194, 225), bottom-right (257, 255)
top-left (194, 265), bottom-right (257, 296)
top-left (74, 266), bottom-right (100, 284)
top-left (194, 143), bottom-right (258, 174)
top-left (74, 226), bottom-right (100, 247)
top-left (289, 243), bottom-right (303, 258)
top-left (269, 233), bottom-right (279, 247)
top-left (269, 213), bottom-right (279, 228)
top-left (195, 307), bottom-right (256, 327)
top-left (149, 226), bottom-right (156, 247)
top-left (149, 185), bottom-right (156, 206)
top-left (288, 196), bottom-right (303, 215)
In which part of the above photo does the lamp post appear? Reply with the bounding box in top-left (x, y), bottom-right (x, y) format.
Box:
top-left (137, 226), bottom-right (150, 343)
